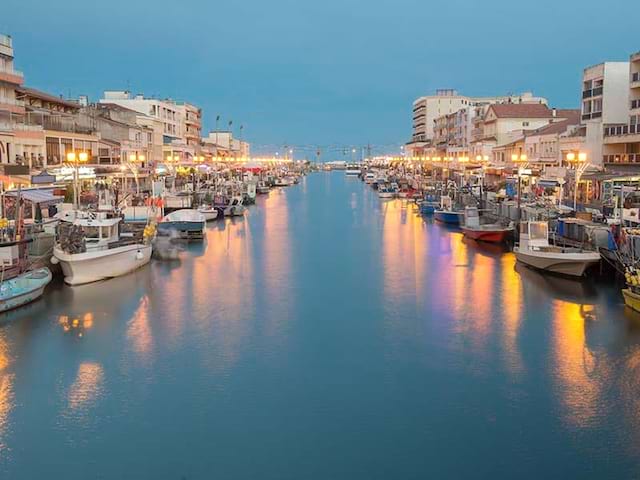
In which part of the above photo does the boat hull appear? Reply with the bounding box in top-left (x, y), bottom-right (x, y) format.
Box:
top-left (54, 244), bottom-right (152, 286)
top-left (0, 268), bottom-right (52, 313)
top-left (158, 221), bottom-right (205, 233)
top-left (623, 289), bottom-right (640, 312)
top-left (461, 226), bottom-right (512, 243)
top-left (514, 249), bottom-right (600, 277)
top-left (198, 210), bottom-right (219, 222)
top-left (434, 211), bottom-right (462, 225)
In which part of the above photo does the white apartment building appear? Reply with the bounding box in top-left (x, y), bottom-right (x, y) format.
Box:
top-left (0, 33), bottom-right (26, 165)
top-left (100, 91), bottom-right (184, 141)
top-left (602, 52), bottom-right (640, 168)
top-left (580, 62), bottom-right (629, 167)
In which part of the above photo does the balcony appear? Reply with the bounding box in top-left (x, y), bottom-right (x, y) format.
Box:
top-left (412, 105), bottom-right (426, 113)
top-left (0, 97), bottom-right (25, 114)
top-left (0, 65), bottom-right (24, 85)
top-left (603, 153), bottom-right (640, 164)
top-left (632, 72), bottom-right (640, 88)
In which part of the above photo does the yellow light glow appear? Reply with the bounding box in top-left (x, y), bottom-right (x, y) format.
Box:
top-left (78, 152), bottom-right (88, 162)
top-left (566, 152), bottom-right (576, 162)
top-left (511, 154), bottom-right (519, 162)
top-left (129, 154), bottom-right (137, 162)
top-left (66, 152), bottom-right (76, 162)
top-left (138, 154), bottom-right (145, 162)
top-left (578, 152), bottom-right (587, 162)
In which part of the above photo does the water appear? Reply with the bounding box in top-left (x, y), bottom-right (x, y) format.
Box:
top-left (1, 172), bottom-right (640, 479)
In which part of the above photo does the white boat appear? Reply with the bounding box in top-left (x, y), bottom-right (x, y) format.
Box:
top-left (52, 211), bottom-right (153, 286)
top-left (514, 221), bottom-right (601, 277)
top-left (221, 196), bottom-right (246, 217)
top-left (0, 268), bottom-right (52, 313)
top-left (378, 186), bottom-right (395, 199)
top-left (345, 164), bottom-right (360, 176)
top-left (197, 205), bottom-right (219, 222)
top-left (158, 209), bottom-right (206, 239)
top-left (256, 181), bottom-right (270, 194)
top-left (274, 177), bottom-right (291, 187)
top-left (364, 172), bottom-right (376, 184)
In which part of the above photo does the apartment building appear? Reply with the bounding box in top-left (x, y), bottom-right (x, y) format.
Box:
top-left (100, 91), bottom-right (184, 142)
top-left (602, 52), bottom-right (640, 168)
top-left (580, 62), bottom-right (629, 168)
top-left (0, 34), bottom-right (26, 166)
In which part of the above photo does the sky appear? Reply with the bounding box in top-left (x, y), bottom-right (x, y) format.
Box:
top-left (3, 0), bottom-right (640, 156)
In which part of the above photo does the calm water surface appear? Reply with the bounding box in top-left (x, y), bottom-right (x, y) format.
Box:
top-left (1, 172), bottom-right (640, 479)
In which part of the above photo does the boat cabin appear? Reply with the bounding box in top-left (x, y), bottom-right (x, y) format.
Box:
top-left (520, 221), bottom-right (550, 249)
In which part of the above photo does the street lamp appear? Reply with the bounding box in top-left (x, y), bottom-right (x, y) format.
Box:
top-left (512, 154), bottom-right (529, 222)
top-left (67, 151), bottom-right (89, 209)
top-left (566, 151), bottom-right (588, 211)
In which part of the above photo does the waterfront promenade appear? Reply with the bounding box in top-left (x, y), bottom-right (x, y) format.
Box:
top-left (1, 172), bottom-right (639, 478)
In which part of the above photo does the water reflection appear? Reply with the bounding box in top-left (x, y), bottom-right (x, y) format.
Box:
top-left (66, 362), bottom-right (104, 417)
top-left (550, 299), bottom-right (607, 429)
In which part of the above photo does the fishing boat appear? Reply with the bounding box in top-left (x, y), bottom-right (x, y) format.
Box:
top-left (345, 164), bottom-right (361, 176)
top-left (256, 181), bottom-right (270, 194)
top-left (364, 172), bottom-right (376, 184)
top-left (52, 211), bottom-right (153, 285)
top-left (274, 177), bottom-right (291, 187)
top-left (434, 197), bottom-right (463, 225)
top-left (622, 288), bottom-right (640, 312)
top-left (0, 267), bottom-right (52, 313)
top-left (514, 221), bottom-right (601, 277)
top-left (197, 205), bottom-right (219, 222)
top-left (158, 209), bottom-right (206, 240)
top-left (460, 206), bottom-right (514, 243)
top-left (378, 185), bottom-right (395, 199)
top-left (215, 195), bottom-right (246, 217)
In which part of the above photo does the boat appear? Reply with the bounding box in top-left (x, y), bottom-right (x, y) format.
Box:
top-left (378, 185), bottom-right (395, 199)
top-left (274, 177), bottom-right (291, 187)
top-left (256, 181), bottom-right (270, 194)
top-left (364, 172), bottom-right (376, 184)
top-left (622, 289), bottom-right (640, 312)
top-left (345, 164), bottom-right (361, 176)
top-left (0, 267), bottom-right (52, 313)
top-left (197, 205), bottom-right (219, 222)
top-left (434, 197), bottom-right (463, 225)
top-left (158, 209), bottom-right (206, 240)
top-left (514, 221), bottom-right (601, 277)
top-left (52, 210), bottom-right (153, 286)
top-left (215, 195), bottom-right (246, 217)
top-left (460, 206), bottom-right (514, 243)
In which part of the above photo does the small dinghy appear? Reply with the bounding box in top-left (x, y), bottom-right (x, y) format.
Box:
top-left (0, 267), bottom-right (52, 313)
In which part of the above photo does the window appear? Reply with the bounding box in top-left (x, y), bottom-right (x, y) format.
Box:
top-left (523, 122), bottom-right (530, 127)
top-left (583, 100), bottom-right (592, 114)
top-left (593, 98), bottom-right (602, 113)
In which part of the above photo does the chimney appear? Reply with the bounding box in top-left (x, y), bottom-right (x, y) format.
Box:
top-left (552, 108), bottom-right (557, 118)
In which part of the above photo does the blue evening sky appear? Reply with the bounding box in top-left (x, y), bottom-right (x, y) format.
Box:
top-left (3, 0), bottom-right (639, 155)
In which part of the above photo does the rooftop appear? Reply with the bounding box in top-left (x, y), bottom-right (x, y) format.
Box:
top-left (488, 103), bottom-right (554, 119)
top-left (17, 86), bottom-right (80, 109)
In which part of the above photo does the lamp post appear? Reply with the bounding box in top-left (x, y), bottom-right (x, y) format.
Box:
top-left (66, 151), bottom-right (88, 209)
top-left (512, 153), bottom-right (529, 222)
top-left (566, 151), bottom-right (588, 212)
top-left (126, 153), bottom-right (146, 194)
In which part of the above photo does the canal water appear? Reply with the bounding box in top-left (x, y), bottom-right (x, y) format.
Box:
top-left (1, 172), bottom-right (640, 479)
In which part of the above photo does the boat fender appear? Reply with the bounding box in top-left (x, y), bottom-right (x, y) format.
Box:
top-left (136, 250), bottom-right (144, 260)
top-left (50, 256), bottom-right (59, 265)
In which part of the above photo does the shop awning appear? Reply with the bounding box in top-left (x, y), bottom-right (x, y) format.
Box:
top-left (5, 189), bottom-right (64, 205)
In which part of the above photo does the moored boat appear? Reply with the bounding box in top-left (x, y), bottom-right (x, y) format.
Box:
top-left (460, 206), bottom-right (514, 243)
top-left (197, 205), bottom-right (219, 222)
top-left (434, 197), bottom-right (463, 225)
top-left (514, 221), bottom-right (600, 277)
top-left (0, 268), bottom-right (52, 313)
top-left (158, 209), bottom-right (206, 240)
top-left (52, 211), bottom-right (153, 285)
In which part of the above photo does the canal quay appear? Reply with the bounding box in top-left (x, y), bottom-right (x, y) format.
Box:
top-left (1, 170), bottom-right (640, 479)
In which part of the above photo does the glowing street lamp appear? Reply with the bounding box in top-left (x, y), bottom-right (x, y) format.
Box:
top-left (566, 151), bottom-right (589, 211)
top-left (67, 150), bottom-right (89, 208)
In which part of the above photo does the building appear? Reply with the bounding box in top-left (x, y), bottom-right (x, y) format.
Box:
top-left (100, 91), bottom-right (184, 143)
top-left (0, 33), bottom-right (26, 167)
top-left (581, 61), bottom-right (630, 168)
top-left (406, 90), bottom-right (547, 156)
top-left (524, 110), bottom-right (581, 168)
top-left (602, 52), bottom-right (640, 169)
